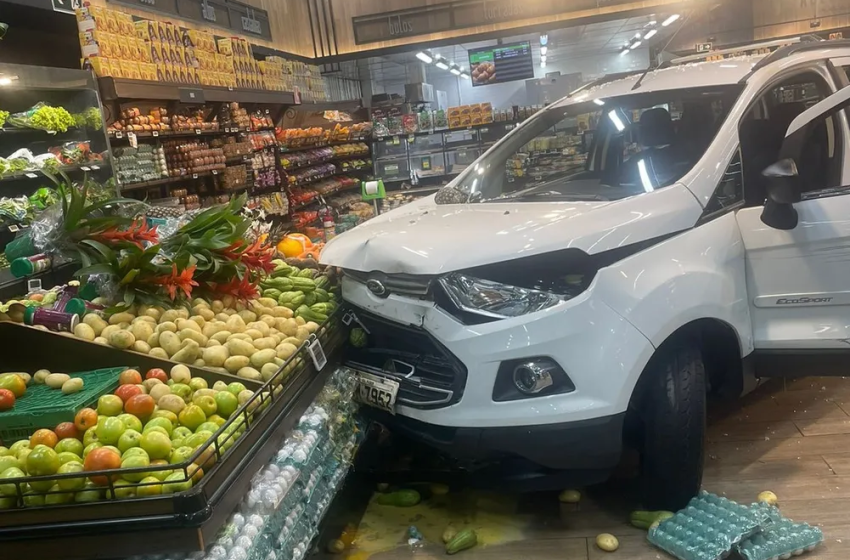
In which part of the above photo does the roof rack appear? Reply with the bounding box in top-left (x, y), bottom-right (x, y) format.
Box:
top-left (745, 36), bottom-right (850, 76)
top-left (670, 36), bottom-right (807, 66)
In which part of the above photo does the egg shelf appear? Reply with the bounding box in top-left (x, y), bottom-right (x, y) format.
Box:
top-left (0, 312), bottom-right (348, 560)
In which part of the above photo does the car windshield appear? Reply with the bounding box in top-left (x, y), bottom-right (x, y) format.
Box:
top-left (442, 85), bottom-right (744, 204)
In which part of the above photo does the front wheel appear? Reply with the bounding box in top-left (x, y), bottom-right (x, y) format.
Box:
top-left (639, 343), bottom-right (705, 510)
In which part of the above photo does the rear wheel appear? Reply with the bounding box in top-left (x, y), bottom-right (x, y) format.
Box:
top-left (639, 343), bottom-right (705, 510)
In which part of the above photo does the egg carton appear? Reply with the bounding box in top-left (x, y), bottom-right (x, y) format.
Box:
top-left (735, 504), bottom-right (823, 560)
top-left (648, 491), bottom-right (772, 560)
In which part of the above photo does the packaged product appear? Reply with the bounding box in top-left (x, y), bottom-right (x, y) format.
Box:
top-left (402, 113), bottom-right (418, 134)
top-left (135, 19), bottom-right (157, 42)
top-left (120, 60), bottom-right (141, 80)
top-left (139, 42), bottom-right (151, 63)
top-left (82, 57), bottom-right (111, 78)
top-left (104, 9), bottom-right (119, 34)
top-left (156, 21), bottom-right (167, 43)
top-left (117, 12), bottom-right (134, 36)
top-left (116, 36), bottom-right (131, 60)
top-left (128, 37), bottom-right (142, 61)
top-left (109, 59), bottom-right (124, 78)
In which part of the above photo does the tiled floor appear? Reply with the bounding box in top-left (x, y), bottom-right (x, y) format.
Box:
top-left (334, 377), bottom-right (850, 559)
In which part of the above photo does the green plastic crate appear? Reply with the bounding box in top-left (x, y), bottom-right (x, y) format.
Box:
top-left (0, 366), bottom-right (130, 444)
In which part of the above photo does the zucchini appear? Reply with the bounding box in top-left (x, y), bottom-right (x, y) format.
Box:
top-left (375, 489), bottom-right (420, 507)
top-left (629, 510), bottom-right (674, 530)
top-left (446, 528), bottom-right (477, 555)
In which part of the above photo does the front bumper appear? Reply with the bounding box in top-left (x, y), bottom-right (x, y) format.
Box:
top-left (364, 407), bottom-right (625, 472)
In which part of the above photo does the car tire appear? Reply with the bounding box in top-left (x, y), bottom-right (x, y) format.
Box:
top-left (639, 343), bottom-right (705, 510)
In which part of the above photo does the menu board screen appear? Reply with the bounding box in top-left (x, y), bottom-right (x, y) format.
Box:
top-left (468, 41), bottom-right (534, 87)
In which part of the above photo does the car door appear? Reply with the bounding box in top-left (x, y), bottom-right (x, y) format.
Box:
top-left (736, 81), bottom-right (850, 362)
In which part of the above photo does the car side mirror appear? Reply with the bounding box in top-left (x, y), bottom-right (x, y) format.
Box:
top-left (759, 158), bottom-right (801, 230)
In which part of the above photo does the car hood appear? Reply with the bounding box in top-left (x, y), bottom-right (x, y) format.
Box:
top-left (320, 184), bottom-right (702, 275)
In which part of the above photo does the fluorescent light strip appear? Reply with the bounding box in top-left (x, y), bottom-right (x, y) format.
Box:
top-left (662, 14), bottom-right (680, 26)
top-left (593, 98), bottom-right (605, 106)
top-left (540, 46), bottom-right (548, 55)
top-left (608, 110), bottom-right (625, 132)
top-left (450, 67), bottom-right (461, 75)
top-left (435, 59), bottom-right (449, 70)
top-left (416, 51), bottom-right (433, 63)
top-left (460, 72), bottom-right (470, 79)
top-left (644, 29), bottom-right (657, 40)
top-left (637, 159), bottom-right (654, 192)
top-left (630, 41), bottom-right (642, 49)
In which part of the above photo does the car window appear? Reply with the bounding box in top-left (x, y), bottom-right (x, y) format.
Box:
top-left (704, 149), bottom-right (744, 215)
top-left (443, 86), bottom-right (743, 204)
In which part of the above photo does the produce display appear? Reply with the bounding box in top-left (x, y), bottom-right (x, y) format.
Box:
top-left (0, 144), bottom-right (103, 178)
top-left (5, 103), bottom-right (75, 133)
top-left (163, 140), bottom-right (226, 177)
top-left (280, 143), bottom-right (369, 171)
top-left (113, 145), bottom-right (167, 184)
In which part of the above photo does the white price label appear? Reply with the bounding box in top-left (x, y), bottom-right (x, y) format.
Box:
top-left (27, 279), bottom-right (43, 292)
top-left (8, 224), bottom-right (19, 233)
top-left (91, 165), bottom-right (100, 170)
top-left (25, 173), bottom-right (38, 178)
top-left (195, 129), bottom-right (202, 135)
top-left (306, 336), bottom-right (327, 371)
top-left (115, 131), bottom-right (123, 138)
top-left (152, 131), bottom-right (159, 137)
top-left (127, 131), bottom-right (138, 148)
top-left (47, 130), bottom-right (56, 135)
top-left (212, 170), bottom-right (218, 175)
top-left (192, 173), bottom-right (198, 179)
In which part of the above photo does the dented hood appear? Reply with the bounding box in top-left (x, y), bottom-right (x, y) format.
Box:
top-left (320, 184), bottom-right (702, 275)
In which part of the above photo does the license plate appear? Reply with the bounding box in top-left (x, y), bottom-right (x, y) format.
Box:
top-left (355, 371), bottom-right (399, 414)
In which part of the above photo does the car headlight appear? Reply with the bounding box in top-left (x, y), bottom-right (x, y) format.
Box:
top-left (438, 273), bottom-right (565, 319)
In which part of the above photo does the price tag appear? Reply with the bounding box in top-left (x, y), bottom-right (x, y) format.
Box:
top-left (128, 131), bottom-right (138, 148)
top-left (408, 134), bottom-right (415, 143)
top-left (212, 170), bottom-right (218, 175)
top-left (27, 279), bottom-right (43, 292)
top-left (8, 224), bottom-right (19, 233)
top-left (392, 136), bottom-right (400, 145)
top-left (47, 130), bottom-right (56, 135)
top-left (192, 173), bottom-right (198, 179)
top-left (25, 173), bottom-right (38, 178)
top-left (306, 335), bottom-right (327, 371)
top-left (91, 165), bottom-right (100, 170)
top-left (421, 156), bottom-right (431, 170)
top-left (115, 131), bottom-right (123, 139)
top-left (506, 124), bottom-right (514, 131)
top-left (481, 128), bottom-right (489, 133)
top-left (80, 166), bottom-right (91, 171)
top-left (195, 129), bottom-right (202, 135)
top-left (152, 131), bottom-right (159, 137)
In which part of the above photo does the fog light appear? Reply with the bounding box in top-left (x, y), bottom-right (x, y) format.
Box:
top-left (513, 361), bottom-right (557, 395)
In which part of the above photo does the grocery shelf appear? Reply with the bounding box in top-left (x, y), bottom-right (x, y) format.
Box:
top-left (279, 138), bottom-right (371, 154)
top-left (98, 78), bottom-right (298, 105)
top-left (0, 262), bottom-right (77, 301)
top-left (0, 162), bottom-right (110, 184)
top-left (281, 151), bottom-right (370, 172)
top-left (119, 169), bottom-right (224, 192)
top-left (373, 120), bottom-right (519, 142)
top-left (389, 185), bottom-right (442, 195)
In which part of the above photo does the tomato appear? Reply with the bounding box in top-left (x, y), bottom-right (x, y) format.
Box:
top-left (54, 422), bottom-right (80, 441)
top-left (114, 384), bottom-right (143, 403)
top-left (0, 389), bottom-right (14, 411)
top-left (97, 394), bottom-right (124, 416)
top-left (30, 429), bottom-right (58, 449)
top-left (124, 394), bottom-right (155, 420)
top-left (74, 408), bottom-right (98, 432)
top-left (140, 430), bottom-right (172, 460)
top-left (83, 447), bottom-right (122, 486)
top-left (145, 369), bottom-right (168, 384)
top-left (118, 369), bottom-right (143, 386)
top-left (95, 417), bottom-right (126, 445)
top-left (54, 438), bottom-right (84, 457)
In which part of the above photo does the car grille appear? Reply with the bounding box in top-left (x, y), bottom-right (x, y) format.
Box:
top-left (344, 306), bottom-right (466, 409)
top-left (344, 269), bottom-right (435, 298)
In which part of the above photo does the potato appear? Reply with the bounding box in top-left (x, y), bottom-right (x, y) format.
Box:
top-left (276, 342), bottom-right (298, 360)
top-left (253, 337), bottom-right (277, 350)
top-left (257, 298), bottom-right (277, 308)
top-left (226, 314), bottom-right (247, 334)
top-left (94, 336), bottom-right (109, 345)
top-left (222, 295), bottom-right (235, 308)
top-left (175, 307), bottom-right (190, 320)
top-left (245, 329), bottom-right (264, 340)
top-left (132, 315), bottom-right (157, 325)
top-left (109, 330), bottom-right (136, 349)
top-left (160, 309), bottom-right (180, 323)
top-left (117, 322), bottom-right (130, 330)
top-left (147, 332), bottom-right (160, 347)
top-left (595, 534), bottom-right (618, 552)
top-left (149, 347), bottom-right (169, 359)
top-left (271, 306), bottom-right (293, 319)
top-left (250, 349), bottom-right (277, 369)
top-left (46, 373), bottom-right (71, 388)
top-left (33, 369), bottom-right (51, 385)
top-left (211, 300), bottom-right (224, 313)
top-left (226, 338), bottom-right (255, 357)
top-left (156, 321), bottom-right (178, 334)
top-left (202, 322), bottom-right (225, 338)
top-left (224, 355), bottom-right (250, 374)
top-left (101, 324), bottom-right (121, 340)
top-left (61, 378), bottom-right (84, 394)
top-left (206, 339), bottom-right (222, 347)
top-left (237, 310), bottom-right (257, 324)
top-left (247, 321), bottom-right (270, 337)
top-left (82, 314), bottom-right (108, 335)
top-left (261, 362), bottom-right (279, 382)
top-left (133, 340), bottom-right (151, 354)
top-left (228, 333), bottom-right (252, 342)
top-left (271, 333), bottom-right (283, 345)
top-left (128, 321), bottom-right (153, 342)
top-left (203, 345), bottom-right (230, 367)
top-left (282, 337), bottom-right (302, 347)
top-left (108, 312), bottom-right (135, 325)
top-left (176, 318), bottom-right (201, 333)
top-left (294, 316), bottom-right (306, 326)
top-left (170, 364), bottom-right (191, 383)
top-left (195, 307), bottom-right (215, 322)
top-left (178, 328), bottom-right (208, 346)
top-left (237, 367), bottom-right (262, 381)
top-left (74, 323), bottom-right (96, 341)
top-left (193, 359), bottom-right (206, 367)
top-left (295, 327), bottom-right (310, 342)
top-left (278, 318), bottom-right (299, 336)
top-left (215, 313), bottom-right (230, 322)
top-left (235, 301), bottom-right (247, 312)
top-left (159, 331), bottom-right (182, 356)
top-left (210, 330), bottom-right (232, 344)
top-left (158, 393), bottom-right (186, 414)
top-left (172, 339), bottom-right (199, 363)
top-left (149, 384), bottom-right (171, 402)
top-left (143, 307), bottom-right (162, 321)
top-left (260, 315), bottom-right (277, 327)
top-left (304, 321), bottom-right (319, 334)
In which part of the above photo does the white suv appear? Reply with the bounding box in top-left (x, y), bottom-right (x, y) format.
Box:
top-left (322, 37), bottom-right (850, 509)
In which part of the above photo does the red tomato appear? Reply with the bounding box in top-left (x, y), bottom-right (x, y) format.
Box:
top-left (145, 369), bottom-right (168, 384)
top-left (124, 394), bottom-right (155, 420)
top-left (30, 428), bottom-right (59, 448)
top-left (114, 384), bottom-right (143, 403)
top-left (84, 447), bottom-right (122, 486)
top-left (55, 421), bottom-right (80, 441)
top-left (74, 408), bottom-right (98, 432)
top-left (118, 369), bottom-right (143, 386)
top-left (0, 388), bottom-right (15, 411)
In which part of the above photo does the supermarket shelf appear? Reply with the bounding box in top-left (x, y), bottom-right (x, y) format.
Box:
top-left (119, 169), bottom-right (224, 192)
top-left (279, 138), bottom-right (371, 154)
top-left (281, 151), bottom-right (370, 172)
top-left (390, 185), bottom-right (442, 195)
top-left (0, 262), bottom-right (77, 300)
top-left (0, 127), bottom-right (95, 138)
top-left (98, 77), bottom-right (298, 105)
top-left (108, 128), bottom-right (248, 142)
top-left (224, 155), bottom-right (252, 165)
top-left (373, 120), bottom-right (520, 142)
top-left (0, 162), bottom-right (109, 184)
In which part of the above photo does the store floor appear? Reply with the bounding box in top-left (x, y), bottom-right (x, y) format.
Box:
top-left (324, 376), bottom-right (850, 559)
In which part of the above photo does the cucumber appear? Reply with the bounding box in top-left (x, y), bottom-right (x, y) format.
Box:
top-left (629, 510), bottom-right (674, 530)
top-left (446, 528), bottom-right (477, 554)
top-left (375, 489), bottom-right (420, 507)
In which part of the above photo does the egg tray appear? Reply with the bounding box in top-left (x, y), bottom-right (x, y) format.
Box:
top-left (736, 503), bottom-right (823, 560)
top-left (647, 491), bottom-right (772, 560)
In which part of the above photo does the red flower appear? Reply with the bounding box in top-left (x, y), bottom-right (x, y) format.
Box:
top-left (92, 220), bottom-right (159, 248)
top-left (210, 275), bottom-right (259, 302)
top-left (221, 238), bottom-right (275, 274)
top-left (149, 264), bottom-right (199, 300)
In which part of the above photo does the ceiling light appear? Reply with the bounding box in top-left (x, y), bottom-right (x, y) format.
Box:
top-left (593, 98), bottom-right (605, 106)
top-left (634, 33), bottom-right (642, 39)
top-left (630, 41), bottom-right (642, 49)
top-left (620, 49), bottom-right (629, 56)
top-left (435, 58), bottom-right (449, 70)
top-left (416, 51), bottom-right (433, 64)
top-left (647, 20), bottom-right (657, 26)
top-left (450, 66), bottom-right (461, 75)
top-left (540, 61), bottom-right (546, 68)
top-left (541, 55), bottom-right (547, 62)
top-left (662, 14), bottom-right (680, 26)
top-left (608, 110), bottom-right (625, 132)
top-left (540, 46), bottom-right (548, 55)
top-left (540, 34), bottom-right (548, 45)
top-left (638, 159), bottom-right (654, 192)
top-left (644, 29), bottom-right (657, 39)
top-left (0, 77), bottom-right (12, 86)
top-left (460, 72), bottom-right (470, 79)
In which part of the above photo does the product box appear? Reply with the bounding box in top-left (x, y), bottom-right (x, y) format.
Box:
top-left (78, 30), bottom-right (112, 59)
top-left (120, 59), bottom-right (141, 80)
top-left (163, 64), bottom-right (174, 83)
top-left (128, 38), bottom-right (142, 61)
top-left (156, 21), bottom-right (168, 44)
top-left (178, 66), bottom-right (188, 84)
top-left (82, 56), bottom-right (111, 78)
top-left (135, 19), bottom-right (157, 42)
top-left (156, 64), bottom-right (166, 82)
top-left (139, 41), bottom-right (151, 63)
top-left (149, 43), bottom-right (163, 64)
top-left (116, 36), bottom-right (130, 60)
top-left (117, 12), bottom-right (134, 36)
top-left (108, 58), bottom-right (124, 78)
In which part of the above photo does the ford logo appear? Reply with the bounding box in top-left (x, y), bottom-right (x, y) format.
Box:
top-left (366, 278), bottom-right (388, 297)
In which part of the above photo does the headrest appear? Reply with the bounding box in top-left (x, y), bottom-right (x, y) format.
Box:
top-left (639, 107), bottom-right (674, 147)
